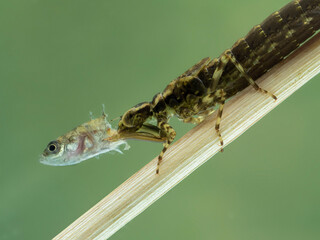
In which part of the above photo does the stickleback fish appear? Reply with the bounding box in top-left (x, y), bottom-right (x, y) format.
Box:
top-left (40, 113), bottom-right (129, 166)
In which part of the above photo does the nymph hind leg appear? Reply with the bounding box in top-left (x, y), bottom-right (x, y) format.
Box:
top-left (207, 49), bottom-right (276, 150)
top-left (156, 121), bottom-right (176, 174)
top-left (223, 49), bottom-right (277, 100)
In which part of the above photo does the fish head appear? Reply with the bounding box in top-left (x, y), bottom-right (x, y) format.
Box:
top-left (39, 136), bottom-right (81, 166)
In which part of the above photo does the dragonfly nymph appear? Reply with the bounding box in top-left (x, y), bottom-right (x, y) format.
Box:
top-left (108, 0), bottom-right (320, 174)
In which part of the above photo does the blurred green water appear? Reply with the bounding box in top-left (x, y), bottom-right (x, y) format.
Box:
top-left (0, 0), bottom-right (319, 239)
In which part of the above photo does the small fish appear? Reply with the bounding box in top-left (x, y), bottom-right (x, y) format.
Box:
top-left (40, 113), bottom-right (129, 166)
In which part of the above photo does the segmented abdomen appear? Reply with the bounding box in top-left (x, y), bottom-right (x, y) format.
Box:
top-left (158, 0), bottom-right (319, 120)
top-left (220, 0), bottom-right (320, 97)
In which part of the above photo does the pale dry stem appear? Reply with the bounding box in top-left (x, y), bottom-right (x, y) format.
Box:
top-left (54, 33), bottom-right (320, 240)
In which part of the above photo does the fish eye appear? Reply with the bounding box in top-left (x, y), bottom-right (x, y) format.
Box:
top-left (46, 140), bottom-right (61, 154)
top-left (48, 144), bottom-right (56, 152)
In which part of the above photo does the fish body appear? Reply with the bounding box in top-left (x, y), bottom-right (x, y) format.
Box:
top-left (40, 114), bottom-right (129, 166)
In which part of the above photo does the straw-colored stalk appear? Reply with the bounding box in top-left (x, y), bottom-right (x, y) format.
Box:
top-left (54, 33), bottom-right (320, 240)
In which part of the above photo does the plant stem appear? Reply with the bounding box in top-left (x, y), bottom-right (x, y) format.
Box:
top-left (54, 33), bottom-right (320, 240)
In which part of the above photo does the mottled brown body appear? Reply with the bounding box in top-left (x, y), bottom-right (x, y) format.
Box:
top-left (111, 0), bottom-right (320, 173)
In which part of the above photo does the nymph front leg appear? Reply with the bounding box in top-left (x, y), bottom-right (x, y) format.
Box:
top-left (156, 121), bottom-right (176, 174)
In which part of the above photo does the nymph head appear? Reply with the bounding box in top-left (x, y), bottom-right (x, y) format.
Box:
top-left (119, 102), bottom-right (153, 130)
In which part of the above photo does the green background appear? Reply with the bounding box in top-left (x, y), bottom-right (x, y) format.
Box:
top-left (1, 0), bottom-right (319, 239)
